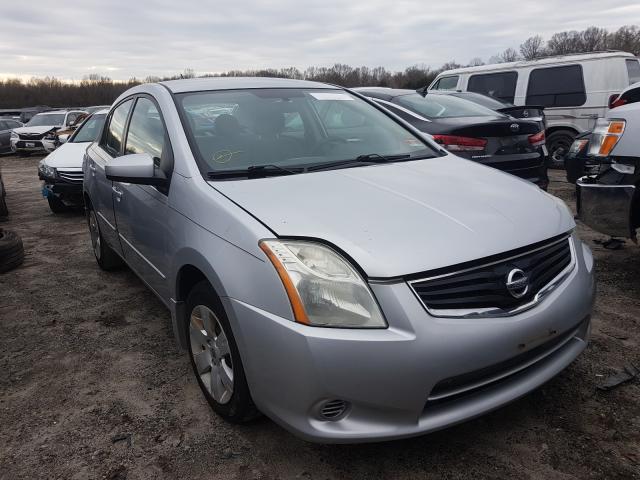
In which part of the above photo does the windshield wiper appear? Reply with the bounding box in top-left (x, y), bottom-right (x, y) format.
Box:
top-left (308, 153), bottom-right (413, 172)
top-left (207, 164), bottom-right (304, 180)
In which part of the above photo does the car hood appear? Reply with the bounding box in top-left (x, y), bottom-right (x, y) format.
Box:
top-left (14, 125), bottom-right (59, 135)
top-left (42, 141), bottom-right (89, 168)
top-left (211, 155), bottom-right (575, 278)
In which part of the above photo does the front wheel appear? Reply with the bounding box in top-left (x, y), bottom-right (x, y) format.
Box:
top-left (186, 281), bottom-right (259, 423)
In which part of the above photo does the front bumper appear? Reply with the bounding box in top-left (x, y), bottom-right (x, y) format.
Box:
top-left (39, 178), bottom-right (83, 205)
top-left (577, 165), bottom-right (638, 239)
top-left (226, 237), bottom-right (595, 443)
top-left (11, 138), bottom-right (50, 153)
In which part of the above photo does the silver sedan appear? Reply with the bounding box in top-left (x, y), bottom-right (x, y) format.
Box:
top-left (82, 78), bottom-right (595, 443)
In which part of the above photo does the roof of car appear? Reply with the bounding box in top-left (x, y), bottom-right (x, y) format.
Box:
top-left (160, 77), bottom-right (340, 93)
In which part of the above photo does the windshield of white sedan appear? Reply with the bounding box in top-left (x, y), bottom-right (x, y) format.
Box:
top-left (178, 89), bottom-right (436, 176)
top-left (71, 114), bottom-right (106, 143)
top-left (26, 113), bottom-right (65, 127)
top-left (396, 94), bottom-right (499, 119)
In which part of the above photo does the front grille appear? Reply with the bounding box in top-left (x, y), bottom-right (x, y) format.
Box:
top-left (19, 133), bottom-right (45, 140)
top-left (410, 234), bottom-right (573, 314)
top-left (57, 170), bottom-right (84, 184)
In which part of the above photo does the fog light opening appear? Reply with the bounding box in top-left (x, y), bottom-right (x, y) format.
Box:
top-left (318, 399), bottom-right (349, 421)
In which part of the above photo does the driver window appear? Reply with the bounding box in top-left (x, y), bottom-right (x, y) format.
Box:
top-left (125, 97), bottom-right (173, 184)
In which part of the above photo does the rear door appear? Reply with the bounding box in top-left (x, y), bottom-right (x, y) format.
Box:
top-left (112, 96), bottom-right (173, 299)
top-left (87, 98), bottom-right (134, 252)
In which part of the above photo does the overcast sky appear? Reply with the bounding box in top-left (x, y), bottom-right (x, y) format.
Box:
top-left (1, 0), bottom-right (639, 81)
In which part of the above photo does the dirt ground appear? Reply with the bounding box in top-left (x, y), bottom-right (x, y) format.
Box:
top-left (0, 155), bottom-right (638, 480)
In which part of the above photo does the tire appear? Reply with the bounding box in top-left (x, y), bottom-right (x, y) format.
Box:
top-left (0, 229), bottom-right (24, 273)
top-left (47, 195), bottom-right (68, 214)
top-left (547, 130), bottom-right (576, 169)
top-left (185, 281), bottom-right (259, 423)
top-left (86, 204), bottom-right (123, 271)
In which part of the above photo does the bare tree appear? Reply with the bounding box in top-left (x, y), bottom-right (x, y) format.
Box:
top-left (546, 31), bottom-right (584, 55)
top-left (468, 57), bottom-right (485, 66)
top-left (520, 35), bottom-right (544, 60)
top-left (500, 48), bottom-right (520, 63)
top-left (607, 25), bottom-right (640, 55)
top-left (581, 27), bottom-right (608, 52)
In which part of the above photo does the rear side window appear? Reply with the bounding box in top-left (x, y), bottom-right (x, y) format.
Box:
top-left (432, 76), bottom-right (459, 90)
top-left (468, 72), bottom-right (518, 103)
top-left (125, 98), bottom-right (166, 160)
top-left (526, 65), bottom-right (586, 108)
top-left (626, 59), bottom-right (640, 85)
top-left (103, 99), bottom-right (133, 156)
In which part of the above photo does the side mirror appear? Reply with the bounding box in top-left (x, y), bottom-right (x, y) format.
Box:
top-left (105, 153), bottom-right (167, 186)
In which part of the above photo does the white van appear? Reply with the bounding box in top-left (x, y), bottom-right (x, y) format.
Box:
top-left (429, 51), bottom-right (640, 164)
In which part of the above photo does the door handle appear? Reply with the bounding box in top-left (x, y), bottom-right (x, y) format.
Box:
top-left (112, 186), bottom-right (123, 202)
top-left (89, 163), bottom-right (97, 176)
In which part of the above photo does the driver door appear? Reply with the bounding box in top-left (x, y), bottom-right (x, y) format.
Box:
top-left (112, 96), bottom-right (173, 300)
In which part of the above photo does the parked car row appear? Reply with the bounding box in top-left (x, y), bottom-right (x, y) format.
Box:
top-left (71, 77), bottom-right (595, 444)
top-left (430, 51), bottom-right (640, 165)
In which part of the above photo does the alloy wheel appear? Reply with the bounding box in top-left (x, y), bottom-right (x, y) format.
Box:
top-left (189, 305), bottom-right (234, 404)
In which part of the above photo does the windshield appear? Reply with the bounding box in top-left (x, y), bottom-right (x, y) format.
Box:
top-left (70, 113), bottom-right (106, 143)
top-left (26, 113), bottom-right (65, 127)
top-left (396, 94), bottom-right (500, 119)
top-left (177, 88), bottom-right (436, 176)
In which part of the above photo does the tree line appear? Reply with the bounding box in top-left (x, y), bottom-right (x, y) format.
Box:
top-left (1, 25), bottom-right (638, 109)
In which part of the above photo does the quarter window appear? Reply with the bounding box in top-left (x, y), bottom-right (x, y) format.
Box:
top-left (468, 72), bottom-right (518, 103)
top-left (526, 65), bottom-right (586, 108)
top-left (432, 76), bottom-right (459, 90)
top-left (125, 98), bottom-right (166, 160)
top-left (103, 99), bottom-right (133, 156)
top-left (626, 59), bottom-right (640, 85)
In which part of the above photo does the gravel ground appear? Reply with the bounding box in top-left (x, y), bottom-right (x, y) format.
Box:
top-left (0, 155), bottom-right (639, 480)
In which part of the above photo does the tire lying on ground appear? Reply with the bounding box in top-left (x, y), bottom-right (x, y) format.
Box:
top-left (0, 229), bottom-right (24, 273)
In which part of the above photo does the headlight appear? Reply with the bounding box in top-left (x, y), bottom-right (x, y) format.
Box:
top-left (10, 132), bottom-right (18, 140)
top-left (260, 240), bottom-right (386, 328)
top-left (588, 119), bottom-right (625, 157)
top-left (38, 161), bottom-right (56, 178)
top-left (44, 132), bottom-right (56, 140)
